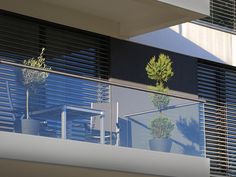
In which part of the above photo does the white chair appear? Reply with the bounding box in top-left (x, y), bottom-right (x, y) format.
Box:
top-left (91, 102), bottom-right (120, 145)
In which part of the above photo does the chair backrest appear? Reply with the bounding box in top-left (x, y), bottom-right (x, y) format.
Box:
top-left (0, 81), bottom-right (15, 132)
top-left (5, 81), bottom-right (15, 119)
top-left (91, 102), bottom-right (119, 145)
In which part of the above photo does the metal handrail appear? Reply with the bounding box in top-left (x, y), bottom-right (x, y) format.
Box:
top-left (122, 102), bottom-right (200, 117)
top-left (0, 59), bottom-right (205, 103)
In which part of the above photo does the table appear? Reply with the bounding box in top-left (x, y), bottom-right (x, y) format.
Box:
top-left (30, 105), bottom-right (105, 144)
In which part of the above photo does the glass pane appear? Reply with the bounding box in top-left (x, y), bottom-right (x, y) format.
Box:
top-left (0, 63), bottom-right (205, 157)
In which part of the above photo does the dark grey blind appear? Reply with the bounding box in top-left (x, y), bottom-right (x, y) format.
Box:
top-left (198, 60), bottom-right (236, 176)
top-left (0, 11), bottom-right (110, 79)
top-left (198, 0), bottom-right (236, 33)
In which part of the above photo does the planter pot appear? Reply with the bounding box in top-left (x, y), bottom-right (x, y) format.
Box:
top-left (149, 138), bottom-right (172, 152)
top-left (21, 119), bottom-right (40, 135)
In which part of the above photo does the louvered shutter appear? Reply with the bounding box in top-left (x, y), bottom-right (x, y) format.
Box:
top-left (198, 60), bottom-right (236, 176)
top-left (0, 11), bottom-right (110, 139)
top-left (0, 11), bottom-right (110, 78)
top-left (198, 0), bottom-right (236, 33)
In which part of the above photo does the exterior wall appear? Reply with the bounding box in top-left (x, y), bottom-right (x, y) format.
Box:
top-left (130, 23), bottom-right (236, 66)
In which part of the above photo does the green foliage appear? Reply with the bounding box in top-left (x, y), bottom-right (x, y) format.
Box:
top-left (151, 94), bottom-right (170, 110)
top-left (146, 54), bottom-right (174, 110)
top-left (149, 115), bottom-right (175, 139)
top-left (145, 54), bottom-right (174, 87)
top-left (146, 53), bottom-right (175, 139)
top-left (22, 48), bottom-right (51, 91)
top-left (148, 85), bottom-right (170, 110)
top-left (148, 84), bottom-right (168, 93)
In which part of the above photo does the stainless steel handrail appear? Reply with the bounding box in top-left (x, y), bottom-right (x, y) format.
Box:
top-left (122, 102), bottom-right (199, 117)
top-left (0, 59), bottom-right (205, 103)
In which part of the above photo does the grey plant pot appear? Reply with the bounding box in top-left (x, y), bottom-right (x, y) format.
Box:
top-left (149, 138), bottom-right (172, 152)
top-left (21, 119), bottom-right (40, 135)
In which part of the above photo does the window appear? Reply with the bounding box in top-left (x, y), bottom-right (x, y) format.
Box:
top-left (198, 60), bottom-right (236, 176)
top-left (0, 11), bottom-right (110, 140)
top-left (198, 0), bottom-right (236, 33)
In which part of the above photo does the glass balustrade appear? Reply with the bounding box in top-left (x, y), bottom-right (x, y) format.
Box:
top-left (0, 62), bottom-right (205, 157)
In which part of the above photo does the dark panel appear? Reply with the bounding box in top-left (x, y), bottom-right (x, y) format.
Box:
top-left (110, 38), bottom-right (198, 95)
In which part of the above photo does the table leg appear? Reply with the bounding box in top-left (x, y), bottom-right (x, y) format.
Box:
top-left (100, 115), bottom-right (105, 144)
top-left (61, 107), bottom-right (67, 139)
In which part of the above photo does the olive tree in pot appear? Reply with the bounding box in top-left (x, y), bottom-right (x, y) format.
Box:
top-left (145, 54), bottom-right (174, 152)
top-left (21, 48), bottom-right (51, 135)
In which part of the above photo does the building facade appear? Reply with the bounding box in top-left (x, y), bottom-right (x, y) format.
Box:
top-left (131, 1), bottom-right (236, 176)
top-left (1, 0), bottom-right (234, 177)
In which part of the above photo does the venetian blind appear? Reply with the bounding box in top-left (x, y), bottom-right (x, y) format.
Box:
top-left (0, 11), bottom-right (110, 140)
top-left (198, 60), bottom-right (236, 176)
top-left (198, 0), bottom-right (236, 34)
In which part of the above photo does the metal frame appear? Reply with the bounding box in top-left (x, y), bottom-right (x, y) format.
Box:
top-left (30, 105), bottom-right (105, 144)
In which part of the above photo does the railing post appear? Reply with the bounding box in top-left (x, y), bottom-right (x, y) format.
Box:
top-left (100, 113), bottom-right (105, 144)
top-left (61, 106), bottom-right (67, 139)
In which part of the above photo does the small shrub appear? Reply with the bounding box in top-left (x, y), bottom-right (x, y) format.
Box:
top-left (150, 115), bottom-right (175, 139)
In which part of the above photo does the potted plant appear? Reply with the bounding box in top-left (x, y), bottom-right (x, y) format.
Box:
top-left (21, 48), bottom-right (51, 135)
top-left (149, 115), bottom-right (175, 151)
top-left (145, 53), bottom-right (174, 151)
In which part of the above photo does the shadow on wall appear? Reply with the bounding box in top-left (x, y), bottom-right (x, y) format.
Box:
top-left (175, 117), bottom-right (201, 156)
top-left (130, 27), bottom-right (224, 64)
top-left (118, 116), bottom-right (203, 157)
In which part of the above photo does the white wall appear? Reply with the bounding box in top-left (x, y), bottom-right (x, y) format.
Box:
top-left (159, 0), bottom-right (209, 16)
top-left (130, 23), bottom-right (236, 66)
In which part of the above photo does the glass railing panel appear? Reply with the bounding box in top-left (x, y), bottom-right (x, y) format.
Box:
top-left (111, 85), bottom-right (205, 157)
top-left (0, 63), bottom-right (109, 143)
top-left (0, 62), bottom-right (205, 157)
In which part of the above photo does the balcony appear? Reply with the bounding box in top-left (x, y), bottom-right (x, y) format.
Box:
top-left (0, 0), bottom-right (209, 38)
top-left (0, 60), bottom-right (209, 177)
